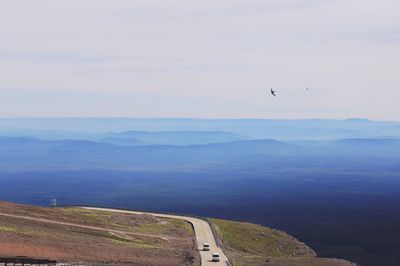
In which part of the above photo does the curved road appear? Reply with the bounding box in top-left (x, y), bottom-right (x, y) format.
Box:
top-left (81, 207), bottom-right (229, 266)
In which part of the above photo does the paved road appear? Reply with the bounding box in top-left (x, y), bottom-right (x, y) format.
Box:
top-left (82, 207), bottom-right (229, 266)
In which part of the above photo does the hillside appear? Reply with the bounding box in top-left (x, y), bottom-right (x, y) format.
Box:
top-left (0, 202), bottom-right (198, 265)
top-left (0, 202), bottom-right (358, 266)
top-left (211, 219), bottom-right (357, 266)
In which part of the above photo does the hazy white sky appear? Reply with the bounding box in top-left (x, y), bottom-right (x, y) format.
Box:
top-left (0, 0), bottom-right (399, 120)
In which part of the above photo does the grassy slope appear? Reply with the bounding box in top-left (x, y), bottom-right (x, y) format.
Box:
top-left (211, 218), bottom-right (357, 266)
top-left (0, 201), bottom-right (358, 266)
top-left (0, 202), bottom-right (199, 265)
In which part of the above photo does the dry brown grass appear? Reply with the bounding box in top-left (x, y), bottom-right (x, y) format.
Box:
top-left (0, 201), bottom-right (199, 265)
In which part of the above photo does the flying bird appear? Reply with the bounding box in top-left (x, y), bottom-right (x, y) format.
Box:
top-left (270, 88), bottom-right (277, 97)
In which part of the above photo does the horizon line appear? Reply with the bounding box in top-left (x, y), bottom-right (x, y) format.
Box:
top-left (0, 116), bottom-right (397, 123)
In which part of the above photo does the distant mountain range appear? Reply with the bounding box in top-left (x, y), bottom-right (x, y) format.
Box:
top-left (0, 118), bottom-right (400, 141)
top-left (0, 135), bottom-right (399, 172)
top-left (0, 118), bottom-right (399, 172)
top-left (99, 130), bottom-right (247, 146)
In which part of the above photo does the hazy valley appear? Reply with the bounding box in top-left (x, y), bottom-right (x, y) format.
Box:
top-left (0, 118), bottom-right (400, 265)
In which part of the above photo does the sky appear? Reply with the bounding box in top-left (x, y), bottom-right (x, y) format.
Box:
top-left (0, 0), bottom-right (399, 120)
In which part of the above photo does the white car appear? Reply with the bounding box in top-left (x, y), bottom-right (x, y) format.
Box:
top-left (203, 242), bottom-right (210, 251)
top-left (212, 252), bottom-right (220, 262)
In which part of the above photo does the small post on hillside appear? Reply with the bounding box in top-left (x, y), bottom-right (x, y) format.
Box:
top-left (50, 198), bottom-right (57, 208)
